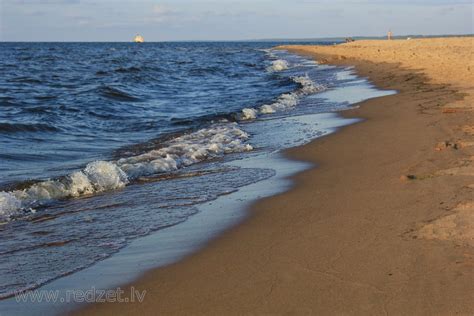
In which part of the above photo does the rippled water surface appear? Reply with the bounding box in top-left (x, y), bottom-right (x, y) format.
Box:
top-left (0, 41), bottom-right (396, 299)
top-left (0, 42), bottom-right (297, 183)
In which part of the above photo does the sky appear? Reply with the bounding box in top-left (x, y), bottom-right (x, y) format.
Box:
top-left (0, 0), bottom-right (472, 41)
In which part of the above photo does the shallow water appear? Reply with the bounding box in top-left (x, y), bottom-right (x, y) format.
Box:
top-left (0, 41), bottom-right (395, 304)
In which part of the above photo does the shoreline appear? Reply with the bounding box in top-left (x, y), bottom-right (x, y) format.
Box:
top-left (0, 46), bottom-right (380, 315)
top-left (80, 38), bottom-right (474, 314)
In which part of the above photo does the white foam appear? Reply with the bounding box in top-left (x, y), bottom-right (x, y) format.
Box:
top-left (293, 75), bottom-right (326, 94)
top-left (0, 63), bottom-right (326, 221)
top-left (259, 93), bottom-right (298, 114)
top-left (118, 123), bottom-right (253, 179)
top-left (240, 108), bottom-right (258, 120)
top-left (0, 124), bottom-right (253, 221)
top-left (83, 161), bottom-right (128, 191)
top-left (267, 59), bottom-right (289, 72)
top-left (0, 161), bottom-right (131, 221)
top-left (0, 192), bottom-right (22, 220)
top-left (68, 171), bottom-right (94, 197)
top-left (258, 75), bottom-right (326, 115)
top-left (238, 75), bottom-right (326, 119)
top-left (335, 67), bottom-right (357, 81)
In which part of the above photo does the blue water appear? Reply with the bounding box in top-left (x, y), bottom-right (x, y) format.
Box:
top-left (0, 42), bottom-right (301, 184)
top-left (0, 41), bottom-right (395, 300)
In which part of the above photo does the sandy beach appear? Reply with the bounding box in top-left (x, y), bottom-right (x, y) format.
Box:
top-left (78, 37), bottom-right (474, 315)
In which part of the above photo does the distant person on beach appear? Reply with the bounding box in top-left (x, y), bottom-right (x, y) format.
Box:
top-left (388, 30), bottom-right (393, 40)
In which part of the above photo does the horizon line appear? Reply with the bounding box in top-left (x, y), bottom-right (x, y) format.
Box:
top-left (1, 33), bottom-right (473, 43)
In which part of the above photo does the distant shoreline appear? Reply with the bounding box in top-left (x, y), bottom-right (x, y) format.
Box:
top-left (1, 33), bottom-right (472, 43)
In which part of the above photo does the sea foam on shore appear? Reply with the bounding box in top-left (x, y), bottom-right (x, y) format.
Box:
top-left (0, 123), bottom-right (254, 221)
top-left (0, 56), bottom-right (329, 221)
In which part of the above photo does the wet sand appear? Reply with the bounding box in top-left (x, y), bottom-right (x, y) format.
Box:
top-left (78, 38), bottom-right (474, 315)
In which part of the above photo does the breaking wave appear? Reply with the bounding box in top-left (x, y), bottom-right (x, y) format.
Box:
top-left (0, 56), bottom-right (323, 222)
top-left (0, 123), bottom-right (253, 221)
top-left (267, 59), bottom-right (289, 72)
top-left (240, 74), bottom-right (326, 118)
top-left (117, 123), bottom-right (253, 178)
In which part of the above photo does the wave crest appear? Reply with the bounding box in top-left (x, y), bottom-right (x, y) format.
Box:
top-left (118, 123), bottom-right (253, 178)
top-left (0, 124), bottom-right (253, 221)
top-left (240, 74), bottom-right (326, 118)
top-left (267, 59), bottom-right (289, 72)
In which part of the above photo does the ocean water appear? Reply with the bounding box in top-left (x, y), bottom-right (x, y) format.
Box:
top-left (0, 42), bottom-right (394, 301)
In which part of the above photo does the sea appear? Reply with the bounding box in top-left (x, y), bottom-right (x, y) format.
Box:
top-left (0, 41), bottom-right (394, 313)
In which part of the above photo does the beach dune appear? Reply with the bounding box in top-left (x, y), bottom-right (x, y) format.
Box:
top-left (79, 37), bottom-right (474, 315)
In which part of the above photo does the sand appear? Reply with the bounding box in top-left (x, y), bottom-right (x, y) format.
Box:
top-left (77, 38), bottom-right (474, 315)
